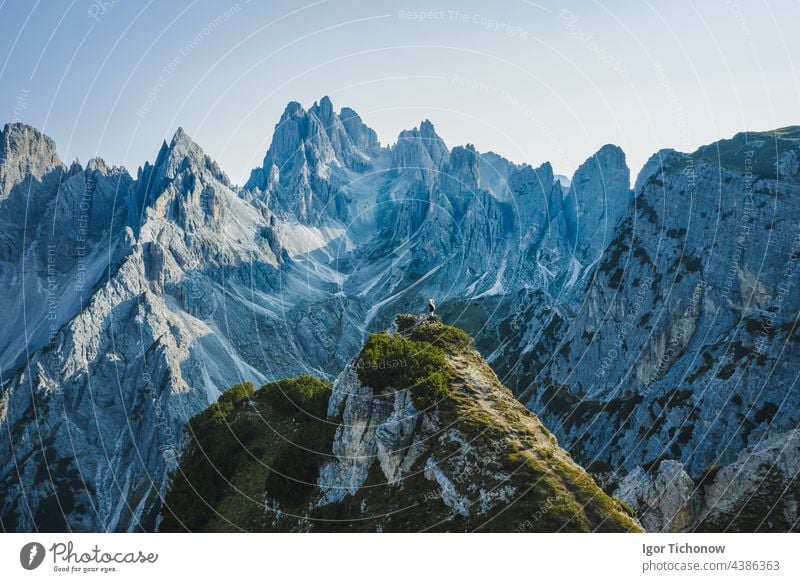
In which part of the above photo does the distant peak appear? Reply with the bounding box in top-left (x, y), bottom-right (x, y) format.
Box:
top-left (2, 121), bottom-right (44, 136)
top-left (446, 144), bottom-right (481, 189)
top-left (0, 122), bottom-right (63, 198)
top-left (152, 127), bottom-right (206, 172)
top-left (450, 144), bottom-right (479, 159)
top-left (1, 122), bottom-right (61, 172)
top-left (594, 143), bottom-right (626, 159)
top-left (339, 106), bottom-right (361, 120)
top-left (170, 126), bottom-right (194, 148)
top-left (398, 119), bottom-right (444, 144)
top-left (419, 119), bottom-right (442, 141)
top-left (309, 95), bottom-right (336, 124)
top-left (280, 101), bottom-right (305, 120)
top-left (1, 122), bottom-right (59, 157)
top-left (393, 119), bottom-right (449, 177)
top-left (163, 127), bottom-right (208, 162)
top-left (554, 173), bottom-right (570, 188)
top-left (570, 143), bottom-right (629, 184)
top-left (537, 160), bottom-right (554, 174)
top-left (148, 126), bottom-right (231, 186)
top-left (86, 157), bottom-right (110, 174)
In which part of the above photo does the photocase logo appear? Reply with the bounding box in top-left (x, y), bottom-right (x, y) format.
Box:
top-left (20, 542), bottom-right (46, 570)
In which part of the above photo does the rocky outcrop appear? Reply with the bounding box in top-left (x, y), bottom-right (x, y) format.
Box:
top-left (318, 367), bottom-right (432, 503)
top-left (615, 461), bottom-right (699, 532)
top-left (161, 317), bottom-right (642, 532)
top-left (0, 122), bottom-right (62, 200)
top-left (616, 429), bottom-right (800, 532)
top-left (305, 318), bottom-right (641, 532)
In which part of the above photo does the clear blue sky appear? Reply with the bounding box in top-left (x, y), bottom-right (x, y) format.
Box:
top-left (1, 0), bottom-right (798, 184)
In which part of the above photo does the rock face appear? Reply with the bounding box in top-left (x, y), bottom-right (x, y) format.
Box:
top-left (244, 97), bottom-right (381, 224)
top-left (616, 429), bottom-right (800, 532)
top-left (563, 143), bottom-right (633, 267)
top-left (160, 318), bottom-right (641, 532)
top-left (1, 100), bottom-right (798, 532)
top-left (0, 127), bottom-right (284, 532)
top-left (615, 461), bottom-right (699, 532)
top-left (317, 369), bottom-right (432, 503)
top-left (470, 128), bottom-right (800, 485)
top-left (0, 123), bottom-right (62, 200)
top-left (0, 143), bottom-right (135, 374)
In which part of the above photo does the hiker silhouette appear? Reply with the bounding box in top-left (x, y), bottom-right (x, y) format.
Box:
top-left (428, 298), bottom-right (436, 320)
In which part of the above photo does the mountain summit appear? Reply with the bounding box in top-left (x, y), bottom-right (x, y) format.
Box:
top-left (160, 316), bottom-right (641, 532)
top-left (244, 97), bottom-right (380, 223)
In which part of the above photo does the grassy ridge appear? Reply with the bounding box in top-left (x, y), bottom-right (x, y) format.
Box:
top-left (160, 316), bottom-right (641, 532)
top-left (159, 375), bottom-right (335, 532)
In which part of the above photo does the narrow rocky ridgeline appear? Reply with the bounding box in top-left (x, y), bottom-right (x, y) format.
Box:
top-left (160, 316), bottom-right (641, 532)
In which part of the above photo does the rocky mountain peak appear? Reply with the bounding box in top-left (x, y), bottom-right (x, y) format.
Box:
top-left (446, 143), bottom-right (481, 190)
top-left (166, 127), bottom-right (202, 163)
top-left (397, 119), bottom-right (447, 155)
top-left (535, 160), bottom-right (555, 183)
top-left (391, 120), bottom-right (449, 184)
top-left (508, 161), bottom-right (558, 210)
top-left (0, 122), bottom-right (63, 199)
top-left (86, 157), bottom-right (109, 175)
top-left (171, 125), bottom-right (192, 146)
top-left (261, 97), bottom-right (379, 175)
top-left (0, 122), bottom-right (59, 161)
top-left (149, 127), bottom-right (230, 187)
top-left (280, 100), bottom-right (305, 119)
top-left (634, 148), bottom-right (681, 193)
top-left (244, 97), bottom-right (383, 223)
top-left (339, 105), bottom-right (380, 153)
top-left (563, 142), bottom-right (633, 261)
top-left (593, 142), bottom-right (627, 164)
top-left (245, 97), bottom-right (380, 214)
top-left (130, 127), bottom-right (238, 239)
top-left (309, 95), bottom-right (334, 124)
top-left (568, 143), bottom-right (630, 201)
top-left (419, 118), bottom-right (438, 140)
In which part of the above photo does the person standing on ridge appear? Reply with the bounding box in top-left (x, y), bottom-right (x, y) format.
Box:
top-left (428, 298), bottom-right (436, 320)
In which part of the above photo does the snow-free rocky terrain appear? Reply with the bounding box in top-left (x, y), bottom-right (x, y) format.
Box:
top-left (0, 98), bottom-right (798, 531)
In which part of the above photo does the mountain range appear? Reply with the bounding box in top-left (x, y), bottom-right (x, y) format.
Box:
top-left (0, 97), bottom-right (798, 532)
top-left (159, 315), bottom-right (642, 532)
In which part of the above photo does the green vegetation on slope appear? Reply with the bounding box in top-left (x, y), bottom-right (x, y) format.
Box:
top-left (308, 317), bottom-right (640, 532)
top-left (159, 375), bottom-right (335, 532)
top-left (161, 316), bottom-right (641, 532)
top-left (684, 126), bottom-right (800, 178)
